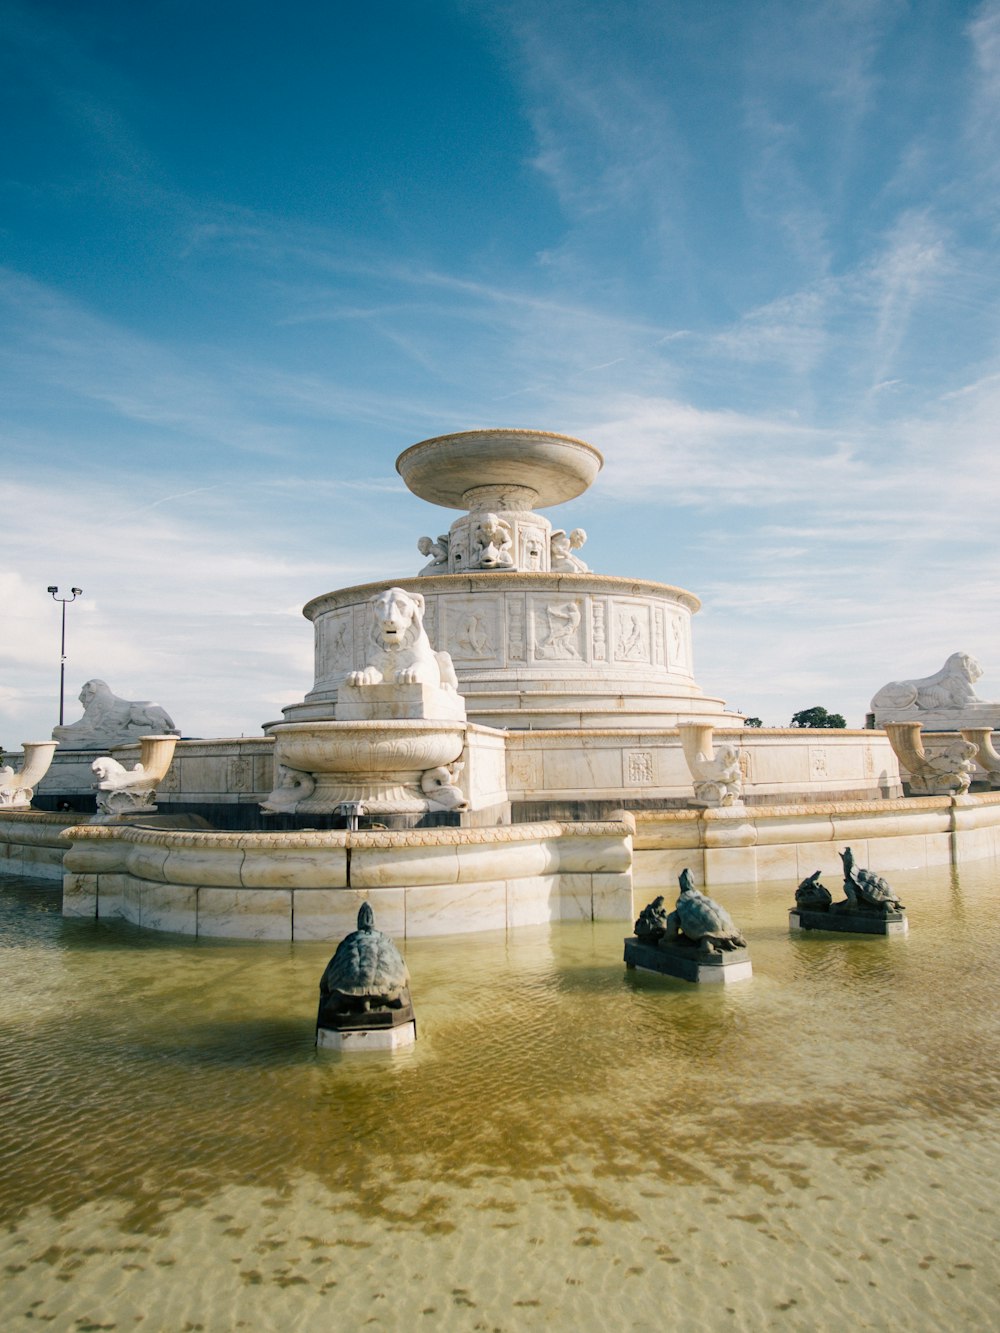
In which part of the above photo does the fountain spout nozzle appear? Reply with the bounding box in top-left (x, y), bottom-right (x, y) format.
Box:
top-left (336, 801), bottom-right (368, 832)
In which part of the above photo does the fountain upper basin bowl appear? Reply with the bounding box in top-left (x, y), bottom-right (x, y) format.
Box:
top-left (396, 429), bottom-right (604, 510)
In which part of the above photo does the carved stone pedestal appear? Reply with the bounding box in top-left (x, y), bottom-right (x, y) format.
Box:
top-left (623, 936), bottom-right (753, 984)
top-left (316, 1021), bottom-right (416, 1052)
top-left (789, 908), bottom-right (908, 935)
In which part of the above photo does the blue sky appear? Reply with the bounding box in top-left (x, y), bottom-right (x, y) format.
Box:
top-left (3, 0), bottom-right (999, 747)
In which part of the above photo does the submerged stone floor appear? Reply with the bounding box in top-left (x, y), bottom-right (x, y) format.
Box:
top-left (1, 866), bottom-right (998, 1330)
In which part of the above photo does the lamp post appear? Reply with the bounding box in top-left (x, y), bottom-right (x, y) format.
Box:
top-left (47, 586), bottom-right (83, 726)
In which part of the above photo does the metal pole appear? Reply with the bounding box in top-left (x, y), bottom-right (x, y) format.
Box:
top-left (47, 587), bottom-right (83, 726)
top-left (59, 598), bottom-right (67, 725)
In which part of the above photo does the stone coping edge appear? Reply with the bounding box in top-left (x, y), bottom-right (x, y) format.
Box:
top-left (303, 572), bottom-right (701, 618)
top-left (60, 815), bottom-right (637, 850)
top-left (632, 792), bottom-right (1000, 822)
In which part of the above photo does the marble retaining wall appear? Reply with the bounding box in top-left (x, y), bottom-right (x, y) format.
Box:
top-left (0, 811), bottom-right (90, 881)
top-left (505, 728), bottom-right (904, 805)
top-left (632, 791), bottom-right (1000, 892)
top-left (19, 728), bottom-right (906, 814)
top-left (59, 819), bottom-right (635, 940)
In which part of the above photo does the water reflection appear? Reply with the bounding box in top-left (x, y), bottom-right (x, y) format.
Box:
top-left (1, 866), bottom-right (998, 1329)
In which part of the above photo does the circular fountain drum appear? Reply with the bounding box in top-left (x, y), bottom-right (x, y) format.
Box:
top-left (283, 573), bottom-right (729, 731)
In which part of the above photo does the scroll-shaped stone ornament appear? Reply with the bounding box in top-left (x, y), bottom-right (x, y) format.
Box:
top-left (961, 727), bottom-right (1000, 789)
top-left (0, 741), bottom-right (58, 809)
top-left (883, 721), bottom-right (976, 796)
top-left (678, 722), bottom-right (744, 808)
top-left (91, 734), bottom-right (178, 817)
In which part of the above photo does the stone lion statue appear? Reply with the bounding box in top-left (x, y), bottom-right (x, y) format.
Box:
top-left (52, 679), bottom-right (179, 750)
top-left (871, 652), bottom-right (988, 713)
top-left (346, 587), bottom-right (458, 691)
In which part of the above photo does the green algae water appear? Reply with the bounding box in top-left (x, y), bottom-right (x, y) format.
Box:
top-left (1, 867), bottom-right (998, 1331)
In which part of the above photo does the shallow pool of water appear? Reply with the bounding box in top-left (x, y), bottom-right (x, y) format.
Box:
top-left (1, 866), bottom-right (998, 1330)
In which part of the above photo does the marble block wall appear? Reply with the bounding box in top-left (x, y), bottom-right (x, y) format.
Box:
top-left (0, 811), bottom-right (90, 881)
top-left (632, 792), bottom-right (1000, 891)
top-left (60, 818), bottom-right (635, 940)
top-left (505, 727), bottom-right (903, 806)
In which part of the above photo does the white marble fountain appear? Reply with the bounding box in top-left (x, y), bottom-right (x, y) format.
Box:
top-left (4, 428), bottom-right (1000, 938)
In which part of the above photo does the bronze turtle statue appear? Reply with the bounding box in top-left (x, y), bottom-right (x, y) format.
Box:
top-left (670, 869), bottom-right (747, 953)
top-left (634, 895), bottom-right (672, 941)
top-left (318, 903), bottom-right (411, 1020)
top-left (839, 847), bottom-right (904, 913)
top-left (795, 870), bottom-right (833, 909)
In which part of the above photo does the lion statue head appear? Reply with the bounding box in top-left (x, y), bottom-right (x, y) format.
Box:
top-left (370, 587), bottom-right (427, 652)
top-left (347, 586), bottom-right (458, 692)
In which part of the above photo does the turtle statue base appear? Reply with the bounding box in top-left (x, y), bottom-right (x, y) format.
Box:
top-left (789, 903), bottom-right (908, 936)
top-left (790, 858), bottom-right (908, 935)
top-left (624, 936), bottom-right (753, 984)
top-left (316, 1016), bottom-right (416, 1052)
top-left (316, 991), bottom-right (416, 1051)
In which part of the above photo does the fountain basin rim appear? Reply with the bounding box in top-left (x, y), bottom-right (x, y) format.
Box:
top-left (61, 816), bottom-right (637, 850)
top-left (302, 572), bottom-right (701, 622)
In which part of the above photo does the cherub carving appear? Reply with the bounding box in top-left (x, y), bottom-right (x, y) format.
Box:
top-left (549, 527), bottom-right (589, 572)
top-left (473, 513), bottom-right (513, 569)
top-left (417, 534), bottom-right (450, 575)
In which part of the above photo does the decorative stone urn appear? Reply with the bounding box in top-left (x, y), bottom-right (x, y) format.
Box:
top-left (268, 719), bottom-right (467, 814)
top-left (91, 734), bottom-right (179, 818)
top-left (0, 741), bottom-right (58, 809)
top-left (264, 585), bottom-right (471, 816)
top-left (883, 722), bottom-right (977, 796)
top-left (678, 722), bottom-right (744, 808)
top-left (961, 727), bottom-right (1000, 789)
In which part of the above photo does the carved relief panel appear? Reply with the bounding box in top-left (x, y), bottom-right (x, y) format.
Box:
top-left (626, 750), bottom-right (654, 785)
top-left (507, 749), bottom-right (543, 795)
top-left (612, 601), bottom-right (651, 664)
top-left (507, 595), bottom-right (526, 663)
top-left (592, 600), bottom-right (607, 662)
top-left (441, 595), bottom-right (504, 667)
top-left (317, 610), bottom-right (354, 681)
top-left (667, 613), bottom-right (692, 674)
top-left (227, 757), bottom-right (254, 793)
top-left (529, 595), bottom-right (587, 663)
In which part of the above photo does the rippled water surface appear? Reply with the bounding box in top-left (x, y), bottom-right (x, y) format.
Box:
top-left (1, 866), bottom-right (999, 1331)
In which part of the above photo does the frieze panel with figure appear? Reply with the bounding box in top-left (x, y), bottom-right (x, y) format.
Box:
top-left (441, 596), bottom-right (504, 666)
top-left (667, 613), bottom-right (692, 674)
top-left (317, 611), bottom-right (354, 680)
top-left (612, 602), bottom-right (651, 664)
top-left (530, 596), bottom-right (588, 663)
